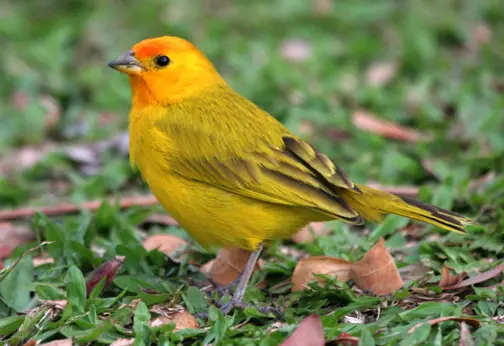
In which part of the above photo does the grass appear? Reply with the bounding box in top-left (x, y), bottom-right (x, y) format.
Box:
top-left (0, 0), bottom-right (503, 345)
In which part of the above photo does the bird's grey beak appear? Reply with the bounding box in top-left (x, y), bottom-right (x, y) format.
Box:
top-left (108, 50), bottom-right (143, 75)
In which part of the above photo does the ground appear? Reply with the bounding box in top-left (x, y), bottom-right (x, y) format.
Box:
top-left (0, 0), bottom-right (503, 345)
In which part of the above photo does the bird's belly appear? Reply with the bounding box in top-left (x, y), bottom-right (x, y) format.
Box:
top-left (143, 171), bottom-right (315, 250)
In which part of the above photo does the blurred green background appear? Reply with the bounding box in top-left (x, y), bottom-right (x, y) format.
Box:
top-left (1, 0), bottom-right (503, 214)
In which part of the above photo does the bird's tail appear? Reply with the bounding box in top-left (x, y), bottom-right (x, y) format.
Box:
top-left (341, 184), bottom-right (474, 234)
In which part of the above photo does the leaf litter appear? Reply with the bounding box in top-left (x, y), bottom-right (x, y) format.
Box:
top-left (292, 238), bottom-right (403, 295)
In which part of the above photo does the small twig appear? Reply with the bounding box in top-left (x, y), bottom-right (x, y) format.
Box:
top-left (0, 195), bottom-right (159, 221)
top-left (0, 241), bottom-right (53, 283)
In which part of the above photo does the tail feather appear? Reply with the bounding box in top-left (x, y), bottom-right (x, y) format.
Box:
top-left (342, 184), bottom-right (474, 234)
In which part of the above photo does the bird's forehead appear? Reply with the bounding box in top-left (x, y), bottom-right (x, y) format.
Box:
top-left (132, 36), bottom-right (194, 59)
top-left (133, 42), bottom-right (168, 59)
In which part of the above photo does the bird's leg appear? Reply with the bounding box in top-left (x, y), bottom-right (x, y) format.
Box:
top-left (213, 274), bottom-right (242, 297)
top-left (219, 243), bottom-right (263, 315)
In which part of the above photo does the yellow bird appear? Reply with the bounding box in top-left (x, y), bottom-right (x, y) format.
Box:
top-left (109, 36), bottom-right (473, 313)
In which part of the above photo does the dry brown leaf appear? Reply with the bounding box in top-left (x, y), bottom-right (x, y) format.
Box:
top-left (460, 322), bottom-right (475, 346)
top-left (280, 314), bottom-right (325, 346)
top-left (326, 332), bottom-right (360, 346)
top-left (110, 339), bottom-right (134, 346)
top-left (442, 263), bottom-right (504, 290)
top-left (352, 110), bottom-right (431, 143)
top-left (206, 248), bottom-right (262, 286)
top-left (439, 265), bottom-right (467, 288)
top-left (200, 259), bottom-right (215, 277)
top-left (143, 234), bottom-right (188, 261)
top-left (291, 256), bottom-right (353, 292)
top-left (408, 316), bottom-right (480, 334)
top-left (350, 238), bottom-right (403, 295)
top-left (39, 339), bottom-right (73, 346)
top-left (149, 310), bottom-right (198, 330)
top-left (366, 61), bottom-right (397, 87)
top-left (292, 222), bottom-right (330, 243)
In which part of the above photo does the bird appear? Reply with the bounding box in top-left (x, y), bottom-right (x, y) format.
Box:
top-left (108, 36), bottom-right (474, 313)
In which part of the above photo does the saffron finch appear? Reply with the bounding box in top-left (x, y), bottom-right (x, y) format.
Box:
top-left (109, 36), bottom-right (473, 313)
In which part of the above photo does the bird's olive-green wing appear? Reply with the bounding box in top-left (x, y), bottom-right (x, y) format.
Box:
top-left (165, 129), bottom-right (363, 224)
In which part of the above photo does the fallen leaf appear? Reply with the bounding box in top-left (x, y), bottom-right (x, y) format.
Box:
top-left (350, 238), bottom-right (403, 295)
top-left (86, 256), bottom-right (125, 295)
top-left (39, 339), bottom-right (73, 346)
top-left (110, 339), bottom-right (134, 346)
top-left (292, 222), bottom-right (330, 243)
top-left (442, 263), bottom-right (504, 290)
top-left (366, 61), bottom-right (397, 87)
top-left (21, 340), bottom-right (36, 346)
top-left (460, 322), bottom-right (475, 346)
top-left (281, 39), bottom-right (312, 62)
top-left (408, 316), bottom-right (480, 334)
top-left (352, 110), bottom-right (431, 143)
top-left (149, 310), bottom-right (198, 330)
top-left (206, 248), bottom-right (262, 286)
top-left (280, 314), bottom-right (325, 346)
top-left (200, 259), bottom-right (215, 277)
top-left (143, 234), bottom-right (188, 261)
top-left (326, 332), bottom-right (360, 346)
top-left (439, 265), bottom-right (467, 288)
top-left (291, 256), bottom-right (352, 292)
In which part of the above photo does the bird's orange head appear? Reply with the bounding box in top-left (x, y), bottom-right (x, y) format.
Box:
top-left (109, 36), bottom-right (225, 105)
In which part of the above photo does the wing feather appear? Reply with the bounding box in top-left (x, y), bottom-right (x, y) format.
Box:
top-left (153, 92), bottom-right (363, 223)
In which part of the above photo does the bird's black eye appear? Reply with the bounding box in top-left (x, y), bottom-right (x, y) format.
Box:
top-left (154, 55), bottom-right (170, 67)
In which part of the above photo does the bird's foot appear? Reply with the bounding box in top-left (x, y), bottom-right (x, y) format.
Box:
top-left (219, 297), bottom-right (246, 315)
top-left (210, 275), bottom-right (242, 298)
top-left (219, 298), bottom-right (282, 316)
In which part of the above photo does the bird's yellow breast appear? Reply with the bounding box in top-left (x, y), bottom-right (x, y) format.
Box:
top-left (129, 105), bottom-right (321, 250)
